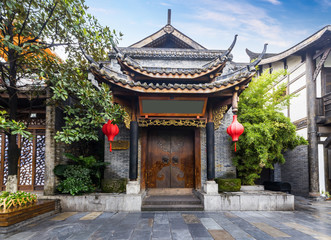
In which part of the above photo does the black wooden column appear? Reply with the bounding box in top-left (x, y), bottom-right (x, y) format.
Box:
top-left (206, 122), bottom-right (215, 180)
top-left (129, 121), bottom-right (138, 181)
top-left (306, 51), bottom-right (319, 196)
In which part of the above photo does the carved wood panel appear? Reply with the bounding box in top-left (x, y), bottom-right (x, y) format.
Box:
top-left (0, 129), bottom-right (45, 191)
top-left (146, 128), bottom-right (194, 188)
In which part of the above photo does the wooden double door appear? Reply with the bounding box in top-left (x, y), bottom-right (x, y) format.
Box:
top-left (146, 127), bottom-right (195, 188)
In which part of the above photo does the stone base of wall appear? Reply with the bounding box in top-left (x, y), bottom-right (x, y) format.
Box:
top-left (39, 193), bottom-right (144, 212)
top-left (40, 191), bottom-right (293, 212)
top-left (195, 190), bottom-right (294, 211)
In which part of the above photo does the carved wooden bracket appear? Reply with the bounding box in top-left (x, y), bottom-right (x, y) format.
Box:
top-left (313, 47), bottom-right (331, 82)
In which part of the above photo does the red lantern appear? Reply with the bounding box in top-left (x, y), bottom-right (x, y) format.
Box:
top-left (227, 115), bottom-right (244, 152)
top-left (102, 120), bottom-right (119, 152)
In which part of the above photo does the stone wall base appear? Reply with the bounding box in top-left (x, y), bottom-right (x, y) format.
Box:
top-left (39, 193), bottom-right (143, 212)
top-left (39, 190), bottom-right (293, 212)
top-left (6, 175), bottom-right (18, 193)
top-left (203, 181), bottom-right (218, 194)
top-left (194, 190), bottom-right (294, 211)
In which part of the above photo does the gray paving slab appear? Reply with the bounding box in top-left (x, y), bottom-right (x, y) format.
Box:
top-left (171, 229), bottom-right (193, 240)
top-left (155, 213), bottom-right (170, 224)
top-left (153, 223), bottom-right (171, 231)
top-left (208, 212), bottom-right (255, 240)
top-left (131, 229), bottom-right (152, 240)
top-left (240, 211), bottom-right (315, 240)
top-left (152, 229), bottom-right (172, 239)
top-left (264, 210), bottom-right (331, 235)
top-left (227, 212), bottom-right (274, 240)
top-left (5, 231), bottom-right (38, 240)
top-left (200, 217), bottom-right (222, 230)
top-left (187, 223), bottom-right (212, 238)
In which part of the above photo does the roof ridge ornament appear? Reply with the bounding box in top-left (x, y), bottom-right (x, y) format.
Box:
top-left (220, 34), bottom-right (238, 60)
top-left (110, 38), bottom-right (124, 59)
top-left (247, 43), bottom-right (268, 71)
top-left (168, 9), bottom-right (171, 25)
top-left (164, 24), bottom-right (174, 34)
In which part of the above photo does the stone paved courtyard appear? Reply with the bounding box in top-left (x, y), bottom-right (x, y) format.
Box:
top-left (4, 197), bottom-right (331, 240)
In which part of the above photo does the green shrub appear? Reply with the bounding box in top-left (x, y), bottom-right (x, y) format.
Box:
top-left (0, 191), bottom-right (37, 210)
top-left (101, 178), bottom-right (128, 193)
top-left (64, 153), bottom-right (109, 188)
top-left (53, 164), bottom-right (69, 178)
top-left (57, 165), bottom-right (94, 195)
top-left (215, 178), bottom-right (241, 192)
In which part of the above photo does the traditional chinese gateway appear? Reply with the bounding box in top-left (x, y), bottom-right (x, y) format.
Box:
top-left (85, 10), bottom-right (267, 210)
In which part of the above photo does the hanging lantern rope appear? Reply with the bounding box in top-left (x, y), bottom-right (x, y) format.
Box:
top-left (102, 120), bottom-right (119, 152)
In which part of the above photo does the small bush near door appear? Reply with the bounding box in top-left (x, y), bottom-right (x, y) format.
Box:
top-left (215, 178), bottom-right (241, 192)
top-left (101, 179), bottom-right (128, 193)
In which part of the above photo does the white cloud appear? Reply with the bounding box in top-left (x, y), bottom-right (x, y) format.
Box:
top-left (88, 7), bottom-right (115, 14)
top-left (317, 0), bottom-right (331, 7)
top-left (262, 0), bottom-right (282, 5)
top-left (174, 0), bottom-right (303, 61)
top-left (160, 2), bottom-right (172, 6)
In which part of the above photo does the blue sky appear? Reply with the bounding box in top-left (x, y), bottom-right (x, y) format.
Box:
top-left (85, 0), bottom-right (331, 62)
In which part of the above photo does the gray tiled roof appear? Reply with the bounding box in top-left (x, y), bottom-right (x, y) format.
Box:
top-left (89, 43), bottom-right (267, 93)
top-left (109, 48), bottom-right (227, 60)
top-left (112, 35), bottom-right (238, 77)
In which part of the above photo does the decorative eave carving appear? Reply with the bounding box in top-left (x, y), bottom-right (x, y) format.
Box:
top-left (213, 105), bottom-right (228, 130)
top-left (122, 105), bottom-right (132, 129)
top-left (138, 118), bottom-right (207, 128)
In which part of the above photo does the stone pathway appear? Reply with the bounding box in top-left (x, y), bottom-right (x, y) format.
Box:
top-left (4, 198), bottom-right (331, 240)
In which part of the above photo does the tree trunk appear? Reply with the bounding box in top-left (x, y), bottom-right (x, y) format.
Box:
top-left (6, 26), bottom-right (21, 191)
top-left (6, 89), bottom-right (21, 192)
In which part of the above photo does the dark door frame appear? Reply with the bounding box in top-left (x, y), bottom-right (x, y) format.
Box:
top-left (140, 126), bottom-right (201, 190)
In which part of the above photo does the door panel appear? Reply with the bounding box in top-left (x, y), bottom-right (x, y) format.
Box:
top-left (147, 128), bottom-right (194, 188)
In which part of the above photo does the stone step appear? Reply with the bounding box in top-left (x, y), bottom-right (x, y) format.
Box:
top-left (142, 193), bottom-right (204, 211)
top-left (141, 204), bottom-right (204, 211)
top-left (147, 188), bottom-right (193, 195)
top-left (143, 195), bottom-right (201, 205)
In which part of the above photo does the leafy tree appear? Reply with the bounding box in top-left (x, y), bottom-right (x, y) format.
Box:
top-left (233, 69), bottom-right (307, 185)
top-left (0, 110), bottom-right (31, 139)
top-left (0, 0), bottom-right (123, 188)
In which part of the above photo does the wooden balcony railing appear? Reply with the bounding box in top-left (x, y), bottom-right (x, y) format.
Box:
top-left (317, 92), bottom-right (331, 125)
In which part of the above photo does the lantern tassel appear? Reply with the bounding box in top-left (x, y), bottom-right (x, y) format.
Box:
top-left (109, 142), bottom-right (112, 152)
top-left (235, 142), bottom-right (237, 152)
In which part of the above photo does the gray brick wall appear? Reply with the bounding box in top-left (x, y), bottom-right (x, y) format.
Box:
top-left (274, 163), bottom-right (282, 181)
top-left (104, 123), bottom-right (130, 179)
top-left (281, 145), bottom-right (309, 196)
top-left (200, 111), bottom-right (236, 186)
top-left (215, 111), bottom-right (236, 179)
